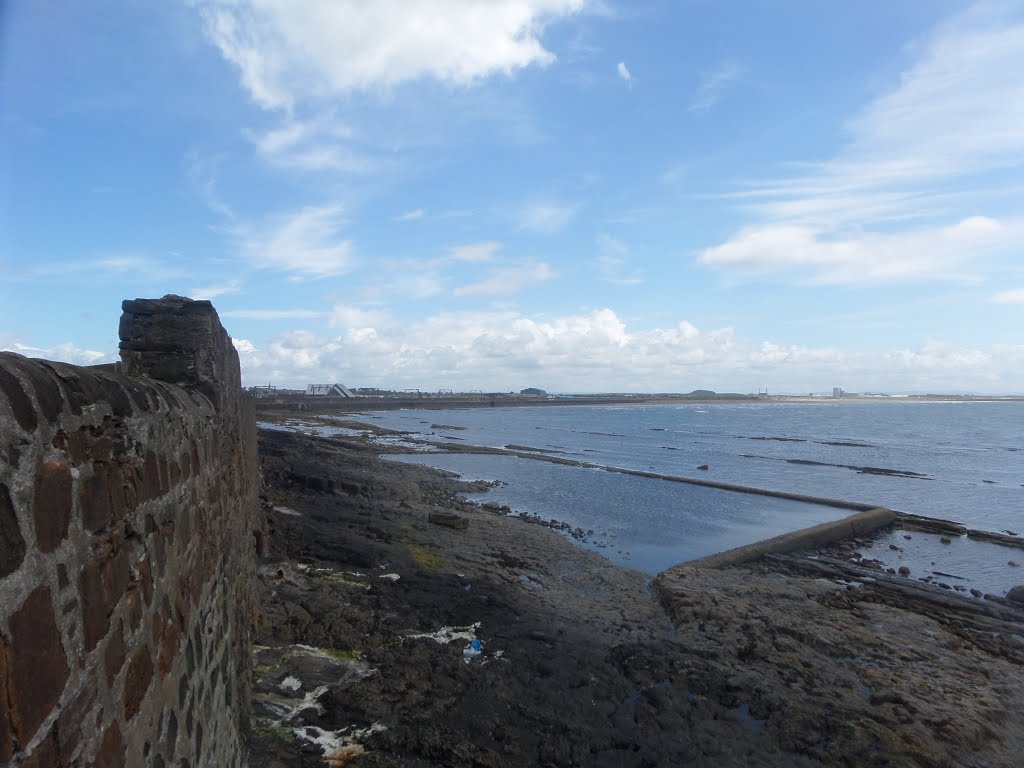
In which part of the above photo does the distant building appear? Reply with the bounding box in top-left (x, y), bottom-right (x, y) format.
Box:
top-left (832, 387), bottom-right (844, 398)
top-left (306, 383), bottom-right (355, 398)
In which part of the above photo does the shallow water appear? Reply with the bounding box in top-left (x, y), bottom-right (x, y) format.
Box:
top-left (354, 401), bottom-right (1024, 530)
top-left (857, 529), bottom-right (1024, 596)
top-left (388, 452), bottom-right (849, 574)
top-left (263, 403), bottom-right (1024, 589)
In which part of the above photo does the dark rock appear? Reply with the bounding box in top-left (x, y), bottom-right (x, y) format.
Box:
top-left (1006, 585), bottom-right (1024, 604)
top-left (123, 648), bottom-right (154, 721)
top-left (696, 464), bottom-right (709, 471)
top-left (898, 566), bottom-right (911, 576)
top-left (940, 537), bottom-right (952, 544)
top-left (0, 483), bottom-right (26, 579)
top-left (4, 587), bottom-right (69, 753)
top-left (33, 459), bottom-right (72, 552)
top-left (428, 512), bottom-right (469, 530)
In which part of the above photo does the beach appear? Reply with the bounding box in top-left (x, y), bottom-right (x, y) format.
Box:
top-left (248, 423), bottom-right (1024, 767)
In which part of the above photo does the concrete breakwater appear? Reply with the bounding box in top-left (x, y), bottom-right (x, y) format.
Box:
top-left (0, 296), bottom-right (260, 767)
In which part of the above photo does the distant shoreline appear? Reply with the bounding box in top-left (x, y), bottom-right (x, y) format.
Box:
top-left (254, 392), bottom-right (1024, 413)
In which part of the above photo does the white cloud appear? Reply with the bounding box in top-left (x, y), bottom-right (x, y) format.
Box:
top-left (222, 309), bottom-right (325, 319)
top-left (453, 261), bottom-right (556, 297)
top-left (690, 59), bottom-right (740, 112)
top-left (519, 202), bottom-right (579, 233)
top-left (193, 0), bottom-right (589, 110)
top-left (990, 288), bottom-right (1024, 304)
top-left (616, 61), bottom-right (631, 82)
top-left (701, 5), bottom-right (1024, 285)
top-left (698, 216), bottom-right (1016, 284)
top-left (191, 280), bottom-right (241, 301)
top-left (227, 307), bottom-right (1024, 393)
top-left (3, 342), bottom-right (115, 366)
top-left (328, 305), bottom-right (395, 329)
top-left (395, 208), bottom-right (426, 222)
top-left (244, 114), bottom-right (384, 174)
top-left (447, 241), bottom-right (502, 263)
top-left (244, 204), bottom-right (354, 278)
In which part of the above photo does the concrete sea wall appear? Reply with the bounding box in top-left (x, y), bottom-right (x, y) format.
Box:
top-left (0, 296), bottom-right (259, 767)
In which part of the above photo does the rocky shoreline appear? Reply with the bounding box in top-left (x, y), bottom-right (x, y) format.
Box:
top-left (248, 424), bottom-right (1024, 767)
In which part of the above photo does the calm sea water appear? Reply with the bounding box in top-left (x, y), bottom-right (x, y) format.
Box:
top-left (346, 402), bottom-right (1023, 575)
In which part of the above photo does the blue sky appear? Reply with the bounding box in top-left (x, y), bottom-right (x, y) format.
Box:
top-left (2, 0), bottom-right (1023, 393)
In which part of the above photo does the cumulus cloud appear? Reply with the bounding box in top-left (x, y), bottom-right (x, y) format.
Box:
top-left (192, 0), bottom-right (588, 110)
top-left (617, 61), bottom-right (631, 82)
top-left (225, 307), bottom-right (1023, 393)
top-left (453, 261), bottom-right (556, 296)
top-left (2, 342), bottom-right (115, 366)
top-left (701, 5), bottom-right (1024, 285)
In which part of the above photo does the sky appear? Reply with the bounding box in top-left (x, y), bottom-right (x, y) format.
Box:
top-left (2, 0), bottom-right (1024, 394)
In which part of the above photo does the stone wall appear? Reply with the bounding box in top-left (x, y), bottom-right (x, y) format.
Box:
top-left (0, 296), bottom-right (259, 767)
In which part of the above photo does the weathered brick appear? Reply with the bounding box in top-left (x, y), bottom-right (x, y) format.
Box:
top-left (190, 441), bottom-right (201, 477)
top-left (0, 628), bottom-right (12, 761)
top-left (16, 361), bottom-right (65, 424)
top-left (142, 451), bottom-right (162, 501)
top-left (0, 363), bottom-right (37, 432)
top-left (108, 461), bottom-right (129, 519)
top-left (57, 674), bottom-right (97, 758)
top-left (95, 376), bottom-right (133, 417)
top-left (123, 647), bottom-right (154, 721)
top-left (79, 548), bottom-right (130, 652)
top-left (159, 456), bottom-right (171, 494)
top-left (0, 483), bottom-right (26, 579)
top-left (17, 728), bottom-right (59, 768)
top-left (57, 562), bottom-right (69, 589)
top-left (33, 459), bottom-right (72, 552)
top-left (104, 620), bottom-right (127, 686)
top-left (136, 556), bottom-right (153, 606)
top-left (81, 461), bottom-right (114, 532)
top-left (89, 721), bottom-right (125, 768)
top-left (5, 587), bottom-right (69, 752)
top-left (157, 621), bottom-right (179, 679)
top-left (52, 428), bottom-right (88, 466)
top-left (122, 381), bottom-right (153, 412)
top-left (125, 589), bottom-right (143, 633)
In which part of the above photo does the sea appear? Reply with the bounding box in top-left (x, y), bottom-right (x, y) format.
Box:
top-left (337, 401), bottom-right (1023, 586)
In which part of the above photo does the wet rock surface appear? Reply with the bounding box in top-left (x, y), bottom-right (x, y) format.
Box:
top-left (250, 426), bottom-right (1024, 768)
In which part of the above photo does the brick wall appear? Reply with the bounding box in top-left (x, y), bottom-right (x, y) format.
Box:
top-left (0, 296), bottom-right (259, 767)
